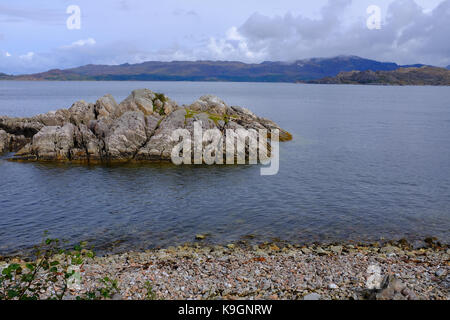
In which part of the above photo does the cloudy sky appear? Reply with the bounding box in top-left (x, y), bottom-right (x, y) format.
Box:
top-left (0, 0), bottom-right (449, 74)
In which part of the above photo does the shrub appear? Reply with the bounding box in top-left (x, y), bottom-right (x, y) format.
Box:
top-left (0, 233), bottom-right (118, 300)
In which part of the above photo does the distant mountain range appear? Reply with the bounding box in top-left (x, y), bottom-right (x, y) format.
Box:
top-left (0, 56), bottom-right (430, 83)
top-left (307, 66), bottom-right (450, 86)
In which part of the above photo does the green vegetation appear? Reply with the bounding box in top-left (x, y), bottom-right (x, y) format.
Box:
top-left (0, 235), bottom-right (90, 300)
top-left (0, 233), bottom-right (123, 300)
top-left (184, 108), bottom-right (238, 125)
top-left (154, 93), bottom-right (167, 103)
top-left (144, 281), bottom-right (157, 300)
top-left (308, 66), bottom-right (450, 86)
top-left (152, 93), bottom-right (168, 116)
top-left (83, 277), bottom-right (119, 300)
top-left (184, 108), bottom-right (199, 119)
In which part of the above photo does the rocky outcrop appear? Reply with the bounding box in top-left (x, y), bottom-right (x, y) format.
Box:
top-left (1, 89), bottom-right (292, 163)
top-left (0, 129), bottom-right (28, 154)
top-left (0, 130), bottom-right (9, 153)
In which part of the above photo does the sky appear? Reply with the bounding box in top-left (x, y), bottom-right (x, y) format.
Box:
top-left (0, 0), bottom-right (449, 74)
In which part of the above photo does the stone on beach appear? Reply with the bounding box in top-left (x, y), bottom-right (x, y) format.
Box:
top-left (303, 293), bottom-right (321, 300)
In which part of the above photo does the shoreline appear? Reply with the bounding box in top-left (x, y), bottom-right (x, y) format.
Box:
top-left (1, 235), bottom-right (449, 260)
top-left (1, 240), bottom-right (448, 300)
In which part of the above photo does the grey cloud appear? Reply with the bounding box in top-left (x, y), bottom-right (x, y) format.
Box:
top-left (212, 0), bottom-right (450, 66)
top-left (172, 9), bottom-right (199, 17)
top-left (0, 4), bottom-right (63, 24)
top-left (118, 0), bottom-right (131, 11)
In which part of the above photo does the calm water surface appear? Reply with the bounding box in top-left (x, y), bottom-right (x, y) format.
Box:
top-left (0, 81), bottom-right (449, 255)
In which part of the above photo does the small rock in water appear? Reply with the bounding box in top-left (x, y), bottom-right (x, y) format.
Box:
top-left (411, 240), bottom-right (427, 250)
top-left (330, 246), bottom-right (343, 254)
top-left (269, 244), bottom-right (280, 251)
top-left (315, 247), bottom-right (327, 256)
top-left (195, 234), bottom-right (207, 240)
top-left (380, 246), bottom-right (397, 255)
top-left (303, 293), bottom-right (321, 300)
top-left (301, 248), bottom-right (312, 254)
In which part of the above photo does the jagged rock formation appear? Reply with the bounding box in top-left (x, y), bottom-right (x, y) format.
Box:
top-left (0, 89), bottom-right (292, 163)
top-left (0, 129), bottom-right (28, 154)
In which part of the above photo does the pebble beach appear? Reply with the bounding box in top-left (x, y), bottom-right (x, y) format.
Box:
top-left (2, 240), bottom-right (448, 300)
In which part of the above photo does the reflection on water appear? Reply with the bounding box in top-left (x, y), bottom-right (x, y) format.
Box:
top-left (0, 81), bottom-right (450, 255)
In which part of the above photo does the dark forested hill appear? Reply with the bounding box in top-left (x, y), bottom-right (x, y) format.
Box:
top-left (307, 66), bottom-right (450, 86)
top-left (3, 56), bottom-right (428, 82)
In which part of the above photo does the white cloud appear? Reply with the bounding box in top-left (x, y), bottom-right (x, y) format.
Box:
top-left (206, 26), bottom-right (267, 61)
top-left (172, 9), bottom-right (199, 17)
top-left (5, 52), bottom-right (11, 57)
top-left (19, 52), bottom-right (34, 61)
top-left (62, 38), bottom-right (96, 49)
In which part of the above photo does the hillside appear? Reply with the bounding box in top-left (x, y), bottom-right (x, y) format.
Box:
top-left (0, 73), bottom-right (13, 80)
top-left (2, 56), bottom-right (426, 83)
top-left (307, 66), bottom-right (450, 86)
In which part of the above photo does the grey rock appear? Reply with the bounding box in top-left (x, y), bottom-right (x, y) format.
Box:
top-left (411, 240), bottom-right (427, 250)
top-left (34, 109), bottom-right (70, 127)
top-left (231, 106), bottom-right (255, 117)
top-left (328, 283), bottom-right (338, 289)
top-left (190, 95), bottom-right (227, 115)
top-left (105, 111), bottom-right (148, 160)
top-left (0, 130), bottom-right (9, 153)
top-left (390, 278), bottom-right (406, 292)
top-left (330, 245), bottom-right (343, 254)
top-left (315, 247), bottom-right (328, 256)
top-left (136, 108), bottom-right (187, 160)
top-left (301, 248), bottom-right (312, 254)
top-left (73, 124), bottom-right (103, 161)
top-left (95, 94), bottom-right (118, 119)
top-left (69, 100), bottom-right (96, 126)
top-left (4, 89), bottom-right (291, 163)
top-left (303, 293), bottom-right (321, 300)
top-left (376, 286), bottom-right (395, 300)
top-left (401, 288), bottom-right (417, 300)
top-left (119, 89), bottom-right (155, 116)
top-left (32, 124), bottom-right (76, 161)
top-left (111, 293), bottom-right (123, 300)
top-left (375, 275), bottom-right (411, 300)
top-left (9, 134), bottom-right (29, 152)
top-left (380, 246), bottom-right (399, 255)
top-left (435, 268), bottom-right (446, 277)
top-left (0, 116), bottom-right (44, 138)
